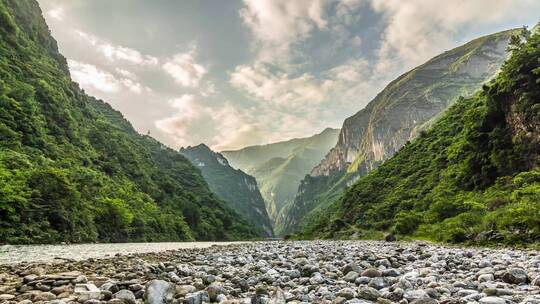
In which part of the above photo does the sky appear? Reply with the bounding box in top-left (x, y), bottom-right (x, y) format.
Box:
top-left (37, 0), bottom-right (540, 151)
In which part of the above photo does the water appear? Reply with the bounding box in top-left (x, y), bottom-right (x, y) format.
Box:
top-left (0, 242), bottom-right (244, 265)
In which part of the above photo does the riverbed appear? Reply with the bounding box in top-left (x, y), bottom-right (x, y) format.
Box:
top-left (0, 242), bottom-right (244, 265)
top-left (0, 241), bottom-right (539, 303)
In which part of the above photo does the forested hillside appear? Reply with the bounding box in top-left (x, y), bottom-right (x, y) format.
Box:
top-left (180, 144), bottom-right (274, 237)
top-left (0, 0), bottom-right (255, 244)
top-left (283, 29), bottom-right (517, 237)
top-left (300, 28), bottom-right (540, 245)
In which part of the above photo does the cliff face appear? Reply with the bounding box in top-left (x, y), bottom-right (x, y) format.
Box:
top-left (313, 31), bottom-right (513, 177)
top-left (181, 144), bottom-right (274, 237)
top-left (282, 29), bottom-right (517, 236)
top-left (301, 29), bottom-right (540, 244)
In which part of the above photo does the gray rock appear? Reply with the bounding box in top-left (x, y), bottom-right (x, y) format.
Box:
top-left (113, 289), bottom-right (136, 304)
top-left (357, 286), bottom-right (380, 301)
top-left (479, 296), bottom-right (506, 304)
top-left (206, 283), bottom-right (227, 302)
top-left (343, 271), bottom-right (359, 282)
top-left (502, 268), bottom-right (528, 284)
top-left (368, 277), bottom-right (388, 290)
top-left (268, 288), bottom-right (286, 304)
top-left (361, 268), bottom-right (382, 278)
top-left (176, 285), bottom-right (197, 297)
top-left (0, 294), bottom-right (15, 301)
top-left (144, 279), bottom-right (175, 304)
top-left (404, 290), bottom-right (429, 301)
top-left (478, 274), bottom-right (495, 283)
top-left (184, 291), bottom-right (210, 304)
top-left (342, 263), bottom-right (362, 275)
top-left (337, 288), bottom-right (356, 300)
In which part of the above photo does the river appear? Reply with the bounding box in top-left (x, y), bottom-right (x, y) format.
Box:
top-left (0, 242), bottom-right (245, 265)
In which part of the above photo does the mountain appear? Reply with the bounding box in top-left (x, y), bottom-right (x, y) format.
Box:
top-left (300, 27), bottom-right (540, 245)
top-left (281, 29), bottom-right (518, 236)
top-left (221, 128), bottom-right (340, 233)
top-left (0, 0), bottom-right (256, 244)
top-left (180, 144), bottom-right (273, 237)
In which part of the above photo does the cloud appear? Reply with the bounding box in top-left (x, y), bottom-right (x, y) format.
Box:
top-left (229, 63), bottom-right (330, 110)
top-left (240, 0), bottom-right (328, 63)
top-left (370, 0), bottom-right (540, 74)
top-left (115, 68), bottom-right (137, 79)
top-left (68, 60), bottom-right (149, 95)
top-left (68, 60), bottom-right (121, 93)
top-left (155, 95), bottom-right (264, 150)
top-left (75, 30), bottom-right (158, 66)
top-left (46, 7), bottom-right (65, 21)
top-left (162, 49), bottom-right (208, 88)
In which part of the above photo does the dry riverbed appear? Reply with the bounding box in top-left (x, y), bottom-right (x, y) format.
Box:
top-left (0, 241), bottom-right (539, 304)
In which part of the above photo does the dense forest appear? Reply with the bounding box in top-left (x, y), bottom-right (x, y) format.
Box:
top-left (0, 0), bottom-right (256, 244)
top-left (299, 28), bottom-right (540, 245)
top-left (180, 144), bottom-right (274, 237)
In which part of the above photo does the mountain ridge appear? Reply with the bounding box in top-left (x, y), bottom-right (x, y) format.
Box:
top-left (280, 28), bottom-right (518, 236)
top-left (300, 28), bottom-right (540, 244)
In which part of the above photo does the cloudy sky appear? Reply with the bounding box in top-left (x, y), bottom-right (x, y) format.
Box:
top-left (38, 0), bottom-right (540, 151)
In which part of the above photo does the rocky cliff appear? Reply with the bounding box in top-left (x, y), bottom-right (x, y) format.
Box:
top-left (282, 29), bottom-right (517, 236)
top-left (181, 144), bottom-right (274, 237)
top-left (301, 28), bottom-right (540, 244)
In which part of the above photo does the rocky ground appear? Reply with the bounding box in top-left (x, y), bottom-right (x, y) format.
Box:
top-left (0, 241), bottom-right (539, 304)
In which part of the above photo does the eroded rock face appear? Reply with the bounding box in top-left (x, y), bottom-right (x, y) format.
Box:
top-left (1, 241), bottom-right (539, 303)
top-left (281, 29), bottom-right (516, 237)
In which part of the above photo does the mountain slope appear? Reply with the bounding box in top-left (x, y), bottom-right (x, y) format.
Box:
top-left (301, 28), bottom-right (540, 245)
top-left (180, 144), bottom-right (273, 237)
top-left (222, 128), bottom-right (339, 232)
top-left (0, 0), bottom-right (256, 244)
top-left (282, 29), bottom-right (517, 236)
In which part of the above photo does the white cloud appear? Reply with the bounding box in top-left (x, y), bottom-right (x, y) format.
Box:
top-left (229, 57), bottom-right (381, 114)
top-left (155, 95), bottom-right (264, 150)
top-left (370, 0), bottom-right (540, 74)
top-left (230, 63), bottom-right (330, 110)
top-left (74, 30), bottom-right (158, 66)
top-left (68, 60), bottom-right (149, 95)
top-left (68, 60), bottom-right (121, 93)
top-left (240, 0), bottom-right (328, 63)
top-left (47, 7), bottom-right (65, 21)
top-left (115, 68), bottom-right (137, 79)
top-left (162, 49), bottom-right (208, 88)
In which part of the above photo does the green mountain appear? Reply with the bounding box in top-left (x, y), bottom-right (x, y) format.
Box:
top-left (221, 128), bottom-right (340, 233)
top-left (0, 0), bottom-right (256, 244)
top-left (282, 29), bottom-right (518, 237)
top-left (180, 144), bottom-right (273, 237)
top-left (300, 28), bottom-right (540, 245)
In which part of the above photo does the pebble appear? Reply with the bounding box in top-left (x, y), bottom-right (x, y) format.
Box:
top-left (0, 241), bottom-right (537, 303)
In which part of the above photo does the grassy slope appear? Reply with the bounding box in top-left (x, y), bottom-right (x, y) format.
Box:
top-left (0, 0), bottom-right (255, 244)
top-left (299, 30), bottom-right (540, 245)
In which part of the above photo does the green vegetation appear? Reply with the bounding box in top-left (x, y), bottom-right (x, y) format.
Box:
top-left (180, 144), bottom-right (274, 237)
top-left (299, 28), bottom-right (540, 246)
top-left (0, 0), bottom-right (255, 244)
top-left (222, 128), bottom-right (339, 234)
top-left (286, 29), bottom-right (516, 238)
